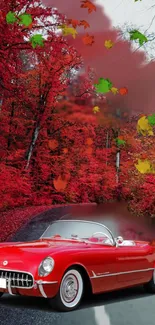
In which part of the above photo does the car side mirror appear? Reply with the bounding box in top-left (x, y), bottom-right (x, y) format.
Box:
top-left (116, 236), bottom-right (124, 244)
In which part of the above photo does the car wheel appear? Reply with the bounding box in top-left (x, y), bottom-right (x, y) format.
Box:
top-left (49, 268), bottom-right (84, 312)
top-left (0, 292), bottom-right (3, 297)
top-left (144, 270), bottom-right (155, 293)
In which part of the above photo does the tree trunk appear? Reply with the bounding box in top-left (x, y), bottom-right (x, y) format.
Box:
top-left (116, 150), bottom-right (120, 184)
top-left (25, 119), bottom-right (40, 170)
top-left (7, 102), bottom-right (15, 149)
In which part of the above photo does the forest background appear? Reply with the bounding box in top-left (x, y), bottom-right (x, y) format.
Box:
top-left (0, 0), bottom-right (155, 240)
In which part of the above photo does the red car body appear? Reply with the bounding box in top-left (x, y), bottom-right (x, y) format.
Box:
top-left (0, 219), bottom-right (155, 310)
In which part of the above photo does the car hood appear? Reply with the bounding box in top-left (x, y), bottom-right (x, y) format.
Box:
top-left (0, 239), bottom-right (88, 271)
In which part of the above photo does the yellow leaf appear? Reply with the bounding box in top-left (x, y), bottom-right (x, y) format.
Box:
top-left (104, 40), bottom-right (114, 49)
top-left (111, 87), bottom-right (118, 95)
top-left (135, 159), bottom-right (152, 174)
top-left (93, 106), bottom-right (100, 114)
top-left (58, 25), bottom-right (78, 39)
top-left (137, 116), bottom-right (154, 136)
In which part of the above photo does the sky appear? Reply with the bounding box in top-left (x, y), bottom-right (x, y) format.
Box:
top-left (42, 0), bottom-right (155, 114)
top-left (97, 0), bottom-right (155, 33)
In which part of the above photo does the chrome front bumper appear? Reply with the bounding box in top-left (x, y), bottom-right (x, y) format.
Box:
top-left (0, 268), bottom-right (58, 298)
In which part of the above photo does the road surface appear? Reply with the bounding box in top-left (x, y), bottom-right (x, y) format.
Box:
top-left (0, 206), bottom-right (154, 325)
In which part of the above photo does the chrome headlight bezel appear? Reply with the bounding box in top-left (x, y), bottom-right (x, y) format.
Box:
top-left (38, 256), bottom-right (55, 277)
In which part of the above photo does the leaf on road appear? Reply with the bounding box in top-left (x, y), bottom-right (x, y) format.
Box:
top-left (82, 33), bottom-right (94, 45)
top-left (104, 40), bottom-right (114, 49)
top-left (30, 34), bottom-right (44, 48)
top-left (6, 11), bottom-right (17, 24)
top-left (129, 30), bottom-right (148, 46)
top-left (81, 0), bottom-right (96, 13)
top-left (94, 78), bottom-right (113, 94)
top-left (18, 13), bottom-right (32, 27)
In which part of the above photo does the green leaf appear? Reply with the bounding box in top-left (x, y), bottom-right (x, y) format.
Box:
top-left (30, 34), bottom-right (44, 48)
top-left (129, 30), bottom-right (148, 46)
top-left (18, 13), bottom-right (32, 27)
top-left (116, 138), bottom-right (126, 146)
top-left (94, 78), bottom-right (113, 94)
top-left (6, 11), bottom-right (17, 24)
top-left (148, 114), bottom-right (155, 126)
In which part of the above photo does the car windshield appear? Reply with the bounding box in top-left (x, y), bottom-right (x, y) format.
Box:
top-left (40, 220), bottom-right (115, 245)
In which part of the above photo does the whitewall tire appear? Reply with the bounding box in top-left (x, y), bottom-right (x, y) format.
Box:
top-left (49, 268), bottom-right (84, 311)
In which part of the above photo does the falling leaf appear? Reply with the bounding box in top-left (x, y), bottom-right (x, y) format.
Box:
top-left (135, 159), bottom-right (152, 174)
top-left (58, 25), bottom-right (78, 39)
top-left (137, 116), bottom-right (154, 136)
top-left (30, 34), bottom-right (44, 48)
top-left (80, 20), bottom-right (90, 29)
top-left (116, 138), bottom-right (126, 146)
top-left (86, 138), bottom-right (93, 146)
top-left (63, 148), bottom-right (68, 154)
top-left (18, 13), bottom-right (32, 27)
top-left (48, 139), bottom-right (58, 150)
top-left (119, 87), bottom-right (128, 95)
top-left (129, 30), bottom-right (148, 46)
top-left (94, 78), bottom-right (113, 94)
top-left (82, 33), bottom-right (94, 45)
top-left (111, 87), bottom-right (118, 95)
top-left (148, 114), bottom-right (155, 126)
top-left (81, 0), bottom-right (96, 13)
top-left (64, 54), bottom-right (73, 64)
top-left (6, 11), bottom-right (17, 24)
top-left (53, 176), bottom-right (67, 192)
top-left (104, 40), bottom-right (114, 49)
top-left (86, 147), bottom-right (93, 155)
top-left (141, 153), bottom-right (147, 160)
top-left (93, 106), bottom-right (100, 114)
top-left (68, 19), bottom-right (79, 28)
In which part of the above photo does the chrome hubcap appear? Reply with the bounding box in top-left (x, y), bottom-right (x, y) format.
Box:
top-left (61, 274), bottom-right (78, 303)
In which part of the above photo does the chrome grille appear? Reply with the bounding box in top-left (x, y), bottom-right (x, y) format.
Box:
top-left (0, 270), bottom-right (33, 288)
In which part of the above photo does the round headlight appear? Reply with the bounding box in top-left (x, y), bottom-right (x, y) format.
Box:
top-left (38, 257), bottom-right (55, 277)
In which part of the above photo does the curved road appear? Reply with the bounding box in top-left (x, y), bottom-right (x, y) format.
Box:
top-left (0, 206), bottom-right (154, 325)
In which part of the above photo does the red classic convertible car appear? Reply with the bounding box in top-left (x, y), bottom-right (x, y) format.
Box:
top-left (0, 219), bottom-right (155, 311)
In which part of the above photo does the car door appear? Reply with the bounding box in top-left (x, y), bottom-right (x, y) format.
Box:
top-left (88, 244), bottom-right (118, 294)
top-left (115, 241), bottom-right (154, 285)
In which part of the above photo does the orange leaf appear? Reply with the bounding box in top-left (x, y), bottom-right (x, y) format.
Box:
top-left (63, 148), bottom-right (68, 154)
top-left (141, 153), bottom-right (147, 160)
top-left (117, 136), bottom-right (124, 140)
top-left (119, 87), bottom-right (128, 95)
top-left (64, 54), bottom-right (73, 64)
top-left (80, 20), bottom-right (90, 29)
top-left (86, 138), bottom-right (93, 146)
top-left (81, 0), bottom-right (96, 13)
top-left (53, 176), bottom-right (67, 192)
top-left (48, 139), bottom-right (58, 150)
top-left (86, 147), bottom-right (93, 155)
top-left (82, 33), bottom-right (94, 45)
top-left (70, 19), bottom-right (79, 28)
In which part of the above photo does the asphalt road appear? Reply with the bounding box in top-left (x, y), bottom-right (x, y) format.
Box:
top-left (0, 206), bottom-right (155, 325)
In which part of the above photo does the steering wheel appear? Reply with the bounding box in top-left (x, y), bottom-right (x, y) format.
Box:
top-left (91, 232), bottom-right (114, 245)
